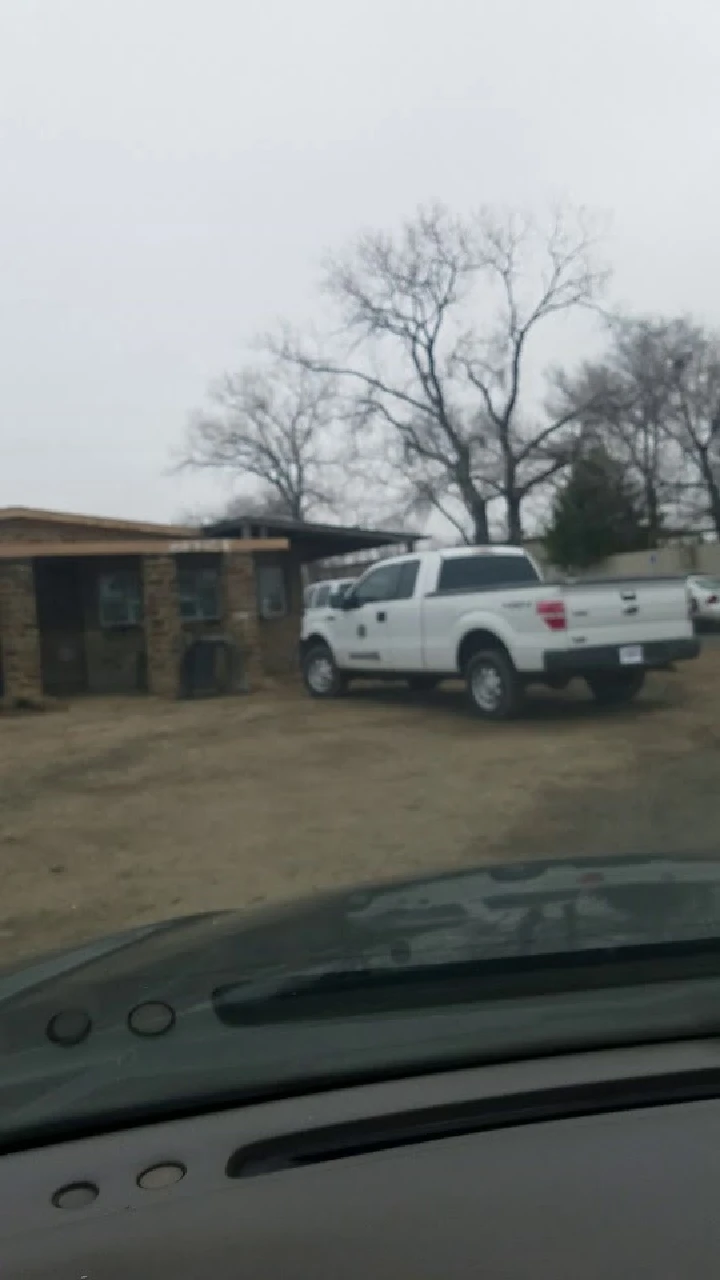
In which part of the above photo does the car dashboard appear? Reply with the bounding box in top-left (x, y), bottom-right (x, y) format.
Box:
top-left (5, 1035), bottom-right (720, 1278)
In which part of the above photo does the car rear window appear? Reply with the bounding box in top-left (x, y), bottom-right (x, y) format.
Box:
top-left (438, 553), bottom-right (539, 592)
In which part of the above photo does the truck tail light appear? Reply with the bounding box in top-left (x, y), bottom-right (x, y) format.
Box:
top-left (536, 599), bottom-right (567, 631)
top-left (708, 595), bottom-right (718, 605)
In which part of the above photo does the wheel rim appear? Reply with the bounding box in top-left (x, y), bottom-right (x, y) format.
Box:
top-left (470, 661), bottom-right (503, 711)
top-left (307, 654), bottom-right (334, 693)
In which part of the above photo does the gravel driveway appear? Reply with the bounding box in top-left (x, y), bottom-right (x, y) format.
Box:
top-left (0, 644), bottom-right (717, 963)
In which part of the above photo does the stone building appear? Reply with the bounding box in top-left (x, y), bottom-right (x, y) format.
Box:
top-left (0, 507), bottom-right (413, 703)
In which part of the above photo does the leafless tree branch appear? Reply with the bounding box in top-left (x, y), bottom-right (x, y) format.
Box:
top-left (180, 356), bottom-right (341, 521)
top-left (276, 203), bottom-right (607, 542)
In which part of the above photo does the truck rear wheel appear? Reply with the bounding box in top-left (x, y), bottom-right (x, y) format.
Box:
top-left (586, 669), bottom-right (645, 706)
top-left (302, 643), bottom-right (348, 699)
top-left (465, 649), bottom-right (524, 720)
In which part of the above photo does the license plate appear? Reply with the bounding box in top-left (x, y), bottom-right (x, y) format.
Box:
top-left (619, 644), bottom-right (643, 665)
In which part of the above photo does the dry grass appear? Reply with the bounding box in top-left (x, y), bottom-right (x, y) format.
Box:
top-left (1, 648), bottom-right (719, 963)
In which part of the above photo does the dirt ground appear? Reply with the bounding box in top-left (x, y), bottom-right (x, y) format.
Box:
top-left (2, 645), bottom-right (720, 964)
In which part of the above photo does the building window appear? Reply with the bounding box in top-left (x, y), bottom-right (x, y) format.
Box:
top-left (98, 570), bottom-right (142, 628)
top-left (177, 565), bottom-right (222, 622)
top-left (257, 563), bottom-right (287, 619)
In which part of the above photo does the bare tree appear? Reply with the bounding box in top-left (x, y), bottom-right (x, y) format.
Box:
top-left (459, 208), bottom-right (608, 540)
top-left (667, 321), bottom-right (720, 536)
top-left (552, 315), bottom-right (690, 545)
top-left (182, 358), bottom-right (340, 522)
top-left (277, 204), bottom-right (607, 542)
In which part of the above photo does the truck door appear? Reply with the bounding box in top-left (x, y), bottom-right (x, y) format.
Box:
top-left (334, 561), bottom-right (422, 670)
top-left (381, 559), bottom-right (423, 669)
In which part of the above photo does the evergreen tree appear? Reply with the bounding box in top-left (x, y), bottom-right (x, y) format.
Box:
top-left (544, 445), bottom-right (650, 570)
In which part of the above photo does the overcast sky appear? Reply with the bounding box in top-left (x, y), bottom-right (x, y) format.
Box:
top-left (1, 0), bottom-right (719, 523)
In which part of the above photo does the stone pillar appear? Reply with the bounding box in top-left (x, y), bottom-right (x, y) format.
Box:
top-left (143, 556), bottom-right (182, 697)
top-left (223, 553), bottom-right (263, 689)
top-left (0, 560), bottom-right (43, 703)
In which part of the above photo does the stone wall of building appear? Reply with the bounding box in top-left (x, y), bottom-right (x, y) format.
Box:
top-left (143, 555), bottom-right (182, 697)
top-left (0, 560), bottom-right (42, 702)
top-left (0, 541), bottom-right (298, 702)
top-left (223, 553), bottom-right (263, 688)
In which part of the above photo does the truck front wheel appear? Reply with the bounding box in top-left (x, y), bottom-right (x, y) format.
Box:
top-left (302, 643), bottom-right (349, 698)
top-left (586, 669), bottom-right (645, 706)
top-left (465, 649), bottom-right (524, 720)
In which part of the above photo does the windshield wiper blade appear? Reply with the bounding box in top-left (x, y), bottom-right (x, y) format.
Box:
top-left (213, 934), bottom-right (720, 1026)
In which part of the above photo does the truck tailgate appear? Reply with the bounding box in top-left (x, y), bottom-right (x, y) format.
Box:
top-left (562, 578), bottom-right (692, 647)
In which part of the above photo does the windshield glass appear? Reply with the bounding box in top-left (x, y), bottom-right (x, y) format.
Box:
top-left (2, 0), bottom-right (720, 1156)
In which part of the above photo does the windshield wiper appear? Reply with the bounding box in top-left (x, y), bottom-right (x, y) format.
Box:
top-left (213, 934), bottom-right (720, 1025)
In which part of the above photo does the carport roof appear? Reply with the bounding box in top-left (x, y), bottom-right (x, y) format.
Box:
top-left (204, 514), bottom-right (419, 561)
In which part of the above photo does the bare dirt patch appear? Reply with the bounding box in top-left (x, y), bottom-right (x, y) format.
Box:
top-left (1, 648), bottom-right (718, 963)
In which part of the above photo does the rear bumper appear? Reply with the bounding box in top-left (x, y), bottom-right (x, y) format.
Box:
top-left (543, 636), bottom-right (701, 675)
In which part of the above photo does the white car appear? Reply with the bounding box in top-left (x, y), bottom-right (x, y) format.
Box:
top-left (300, 545), bottom-right (700, 718)
top-left (687, 574), bottom-right (720, 625)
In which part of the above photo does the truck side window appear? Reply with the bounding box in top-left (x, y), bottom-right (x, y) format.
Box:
top-left (438, 554), bottom-right (539, 592)
top-left (395, 560), bottom-right (420, 599)
top-left (353, 563), bottom-right (403, 604)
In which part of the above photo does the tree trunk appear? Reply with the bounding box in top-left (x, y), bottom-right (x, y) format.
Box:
top-left (644, 479), bottom-right (661, 547)
top-left (502, 439), bottom-right (522, 543)
top-left (699, 450), bottom-right (720, 537)
top-left (505, 493), bottom-right (523, 544)
top-left (707, 478), bottom-right (720, 538)
top-left (470, 497), bottom-right (490, 545)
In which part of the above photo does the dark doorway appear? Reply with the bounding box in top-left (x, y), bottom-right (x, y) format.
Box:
top-left (35, 559), bottom-right (88, 695)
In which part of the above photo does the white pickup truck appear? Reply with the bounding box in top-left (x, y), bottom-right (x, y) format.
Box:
top-left (299, 545), bottom-right (700, 718)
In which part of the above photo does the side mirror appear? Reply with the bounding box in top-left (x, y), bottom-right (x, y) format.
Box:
top-left (339, 592), bottom-right (360, 611)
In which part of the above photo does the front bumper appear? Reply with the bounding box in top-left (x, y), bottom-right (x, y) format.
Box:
top-left (544, 636), bottom-right (701, 675)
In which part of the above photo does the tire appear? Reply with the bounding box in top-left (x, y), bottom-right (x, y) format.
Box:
top-left (302, 643), bottom-right (348, 699)
top-left (406, 675), bottom-right (440, 693)
top-left (586, 668), bottom-right (645, 706)
top-left (465, 648), bottom-right (524, 720)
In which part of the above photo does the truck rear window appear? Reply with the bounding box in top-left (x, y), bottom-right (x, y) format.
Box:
top-left (438, 554), bottom-right (540, 592)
